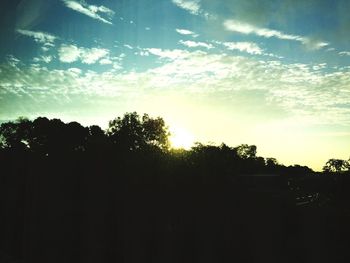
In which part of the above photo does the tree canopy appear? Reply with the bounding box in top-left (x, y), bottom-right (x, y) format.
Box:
top-left (107, 112), bottom-right (170, 151)
top-left (2, 111), bottom-right (342, 176)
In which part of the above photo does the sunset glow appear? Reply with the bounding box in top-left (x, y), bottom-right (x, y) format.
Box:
top-left (169, 126), bottom-right (194, 150)
top-left (1, 0), bottom-right (350, 170)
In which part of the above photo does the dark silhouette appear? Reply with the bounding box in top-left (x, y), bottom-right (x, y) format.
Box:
top-left (1, 113), bottom-right (350, 263)
top-left (323, 158), bottom-right (350, 173)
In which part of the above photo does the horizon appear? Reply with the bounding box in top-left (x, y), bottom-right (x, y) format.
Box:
top-left (1, 0), bottom-right (350, 171)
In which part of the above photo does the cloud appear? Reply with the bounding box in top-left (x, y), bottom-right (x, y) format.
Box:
top-left (172, 0), bottom-right (212, 19)
top-left (16, 29), bottom-right (57, 44)
top-left (3, 45), bottom-right (350, 128)
top-left (223, 19), bottom-right (328, 49)
top-left (62, 0), bottom-right (114, 25)
top-left (139, 47), bottom-right (350, 124)
top-left (146, 48), bottom-right (190, 60)
top-left (302, 38), bottom-right (329, 50)
top-left (58, 44), bottom-right (81, 63)
top-left (172, 0), bottom-right (200, 15)
top-left (179, 40), bottom-right (213, 49)
top-left (221, 41), bottom-right (263, 55)
top-left (81, 48), bottom-right (109, 64)
top-left (99, 58), bottom-right (113, 65)
top-left (58, 44), bottom-right (109, 64)
top-left (211, 0), bottom-right (350, 44)
top-left (124, 44), bottom-right (133, 49)
top-left (33, 56), bottom-right (53, 63)
top-left (339, 51), bottom-right (350, 56)
top-left (175, 28), bottom-right (199, 37)
top-left (5, 55), bottom-right (20, 67)
top-left (223, 19), bottom-right (302, 40)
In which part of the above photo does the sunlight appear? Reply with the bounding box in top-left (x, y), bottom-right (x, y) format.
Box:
top-left (169, 126), bottom-right (194, 150)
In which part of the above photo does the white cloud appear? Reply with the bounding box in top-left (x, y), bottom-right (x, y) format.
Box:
top-left (124, 44), bottom-right (133, 49)
top-left (223, 19), bottom-right (328, 50)
top-left (221, 41), bottom-right (263, 55)
top-left (171, 0), bottom-right (212, 19)
top-left (33, 56), bottom-right (53, 63)
top-left (302, 39), bottom-right (329, 50)
top-left (58, 44), bottom-right (109, 64)
top-left (6, 55), bottom-right (20, 67)
top-left (172, 0), bottom-right (200, 15)
top-left (99, 58), bottom-right (113, 65)
top-left (88, 5), bottom-right (115, 17)
top-left (176, 28), bottom-right (198, 37)
top-left (17, 29), bottom-right (57, 44)
top-left (68, 68), bottom-right (82, 75)
top-left (146, 48), bottom-right (190, 60)
top-left (62, 0), bottom-right (114, 25)
top-left (223, 20), bottom-right (303, 40)
top-left (179, 40), bottom-right (213, 49)
top-left (314, 42), bottom-right (329, 49)
top-left (339, 51), bottom-right (350, 56)
top-left (136, 51), bottom-right (150, 57)
top-left (58, 44), bottom-right (81, 63)
top-left (81, 48), bottom-right (109, 64)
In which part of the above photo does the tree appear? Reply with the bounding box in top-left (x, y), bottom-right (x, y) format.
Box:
top-left (86, 125), bottom-right (107, 148)
top-left (234, 144), bottom-right (257, 159)
top-left (0, 117), bottom-right (32, 150)
top-left (266, 158), bottom-right (278, 167)
top-left (323, 159), bottom-right (349, 173)
top-left (64, 121), bottom-right (89, 152)
top-left (141, 114), bottom-right (170, 150)
top-left (27, 117), bottom-right (89, 155)
top-left (107, 112), bottom-right (170, 151)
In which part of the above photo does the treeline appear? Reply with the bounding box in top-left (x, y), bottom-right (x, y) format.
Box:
top-left (0, 112), bottom-right (349, 263)
top-left (0, 112), bottom-right (314, 176)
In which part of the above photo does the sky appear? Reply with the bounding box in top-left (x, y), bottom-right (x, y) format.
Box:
top-left (1, 0), bottom-right (350, 170)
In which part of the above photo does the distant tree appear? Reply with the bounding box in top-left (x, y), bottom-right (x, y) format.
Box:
top-left (141, 114), bottom-right (170, 150)
top-left (86, 125), bottom-right (108, 151)
top-left (323, 159), bottom-right (349, 173)
top-left (107, 112), bottom-right (170, 151)
top-left (286, 164), bottom-right (314, 176)
top-left (89, 125), bottom-right (105, 138)
top-left (0, 117), bottom-right (32, 150)
top-left (27, 117), bottom-right (89, 155)
top-left (28, 117), bottom-right (50, 154)
top-left (234, 144), bottom-right (257, 159)
top-left (266, 158), bottom-right (278, 167)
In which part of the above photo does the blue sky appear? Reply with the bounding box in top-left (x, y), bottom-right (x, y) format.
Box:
top-left (1, 0), bottom-right (350, 170)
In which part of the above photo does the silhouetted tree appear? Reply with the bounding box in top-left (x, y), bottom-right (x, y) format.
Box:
top-left (266, 158), bottom-right (278, 167)
top-left (28, 117), bottom-right (50, 154)
top-left (26, 117), bottom-right (88, 155)
top-left (234, 144), bottom-right (257, 159)
top-left (107, 112), bottom-right (170, 151)
top-left (64, 121), bottom-right (89, 152)
top-left (323, 159), bottom-right (349, 173)
top-left (86, 125), bottom-right (108, 151)
top-left (0, 117), bottom-right (31, 150)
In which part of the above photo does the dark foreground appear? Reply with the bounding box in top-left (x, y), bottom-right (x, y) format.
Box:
top-left (1, 153), bottom-right (350, 263)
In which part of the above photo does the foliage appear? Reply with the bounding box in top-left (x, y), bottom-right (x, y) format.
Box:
top-left (323, 158), bottom-right (349, 173)
top-left (0, 117), bottom-right (31, 150)
top-left (234, 144), bottom-right (257, 159)
top-left (107, 112), bottom-right (170, 151)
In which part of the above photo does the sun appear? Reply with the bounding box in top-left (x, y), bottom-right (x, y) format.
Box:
top-left (169, 126), bottom-right (194, 150)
